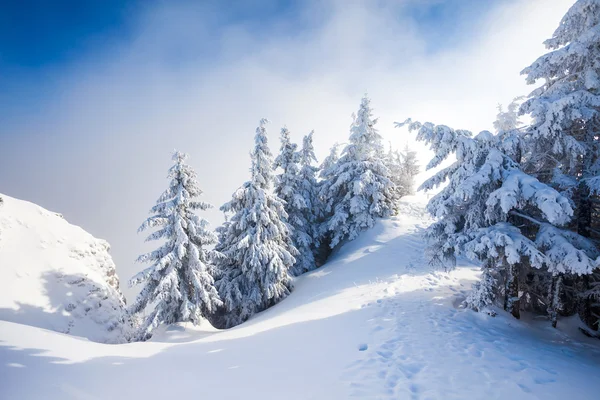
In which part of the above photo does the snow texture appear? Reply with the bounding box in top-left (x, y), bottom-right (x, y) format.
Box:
top-left (2, 198), bottom-right (599, 399)
top-left (0, 193), bottom-right (132, 343)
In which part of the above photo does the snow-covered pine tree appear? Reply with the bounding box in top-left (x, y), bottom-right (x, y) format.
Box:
top-left (273, 127), bottom-right (317, 275)
top-left (493, 98), bottom-right (523, 133)
top-left (520, 0), bottom-right (600, 330)
top-left (465, 268), bottom-right (497, 316)
top-left (317, 143), bottom-right (341, 220)
top-left (397, 144), bottom-right (420, 197)
top-left (213, 119), bottom-right (296, 328)
top-left (292, 130), bottom-right (320, 274)
top-left (316, 142), bottom-right (341, 262)
top-left (129, 151), bottom-right (222, 340)
top-left (383, 143), bottom-right (419, 199)
top-left (397, 119), bottom-right (597, 324)
top-left (384, 144), bottom-right (405, 199)
top-left (321, 96), bottom-right (397, 248)
top-left (274, 126), bottom-right (301, 204)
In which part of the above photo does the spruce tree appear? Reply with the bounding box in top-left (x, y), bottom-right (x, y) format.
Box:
top-left (317, 143), bottom-right (342, 221)
top-left (214, 119), bottom-right (297, 328)
top-left (273, 127), bottom-right (315, 275)
top-left (321, 96), bottom-right (397, 248)
top-left (130, 151), bottom-right (222, 340)
top-left (293, 131), bottom-right (320, 273)
top-left (397, 118), bottom-right (597, 325)
top-left (384, 144), bottom-right (406, 200)
top-left (274, 126), bottom-right (301, 206)
top-left (520, 0), bottom-right (600, 330)
top-left (316, 143), bottom-right (342, 262)
top-left (493, 98), bottom-right (523, 133)
top-left (397, 144), bottom-right (420, 197)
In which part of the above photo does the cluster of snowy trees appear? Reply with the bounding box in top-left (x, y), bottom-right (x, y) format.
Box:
top-left (398, 0), bottom-right (600, 333)
top-left (128, 98), bottom-right (419, 339)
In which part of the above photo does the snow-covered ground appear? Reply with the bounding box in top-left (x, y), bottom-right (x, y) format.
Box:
top-left (1, 198), bottom-right (600, 399)
top-left (0, 194), bottom-right (131, 343)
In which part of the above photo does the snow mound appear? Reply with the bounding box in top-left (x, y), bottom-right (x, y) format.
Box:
top-left (0, 193), bottom-right (132, 343)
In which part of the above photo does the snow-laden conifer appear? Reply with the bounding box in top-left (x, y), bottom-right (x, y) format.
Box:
top-left (317, 143), bottom-right (341, 222)
top-left (274, 127), bottom-right (301, 207)
top-left (130, 151), bottom-right (222, 340)
top-left (397, 144), bottom-right (420, 197)
top-left (520, 0), bottom-right (600, 330)
top-left (315, 143), bottom-right (342, 262)
top-left (493, 98), bottom-right (523, 133)
top-left (465, 268), bottom-right (497, 315)
top-left (321, 96), bottom-right (397, 248)
top-left (397, 119), bottom-right (598, 323)
top-left (384, 144), bottom-right (404, 200)
top-left (520, 0), bottom-right (600, 231)
top-left (273, 127), bottom-right (318, 275)
top-left (292, 131), bottom-right (320, 274)
top-left (214, 119), bottom-right (296, 328)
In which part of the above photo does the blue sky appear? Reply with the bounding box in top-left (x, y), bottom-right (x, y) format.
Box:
top-left (0, 0), bottom-right (572, 298)
top-left (0, 0), bottom-right (497, 129)
top-left (1, 0), bottom-right (494, 67)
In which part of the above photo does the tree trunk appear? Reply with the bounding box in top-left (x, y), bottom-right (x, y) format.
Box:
top-left (504, 262), bottom-right (520, 319)
top-left (577, 182), bottom-right (592, 238)
top-left (549, 275), bottom-right (562, 328)
top-left (578, 274), bottom-right (600, 331)
top-left (575, 181), bottom-right (599, 330)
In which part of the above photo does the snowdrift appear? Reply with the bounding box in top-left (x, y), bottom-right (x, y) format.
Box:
top-left (0, 193), bottom-right (131, 343)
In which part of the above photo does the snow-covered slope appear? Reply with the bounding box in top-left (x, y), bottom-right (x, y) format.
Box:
top-left (0, 194), bottom-right (131, 344)
top-left (1, 198), bottom-right (600, 399)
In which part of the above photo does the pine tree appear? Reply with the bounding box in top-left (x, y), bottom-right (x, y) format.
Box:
top-left (321, 96), bottom-right (397, 248)
top-left (397, 144), bottom-right (420, 197)
top-left (384, 144), bottom-right (405, 199)
top-left (493, 98), bottom-right (523, 133)
top-left (317, 143), bottom-right (342, 220)
top-left (383, 143), bottom-right (419, 199)
top-left (316, 143), bottom-right (341, 262)
top-left (465, 268), bottom-right (497, 315)
top-left (520, 0), bottom-right (600, 330)
top-left (273, 127), bottom-right (316, 275)
top-left (214, 119), bottom-right (296, 328)
top-left (293, 131), bottom-right (320, 274)
top-left (129, 151), bottom-right (222, 340)
top-left (274, 126), bottom-right (301, 206)
top-left (397, 119), bottom-right (597, 323)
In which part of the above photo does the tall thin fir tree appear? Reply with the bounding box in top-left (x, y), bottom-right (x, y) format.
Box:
top-left (293, 130), bottom-right (320, 273)
top-left (129, 151), bottom-right (222, 340)
top-left (274, 126), bottom-right (301, 204)
top-left (397, 144), bottom-right (420, 197)
top-left (214, 119), bottom-right (297, 328)
top-left (316, 142), bottom-right (342, 262)
top-left (384, 143), bottom-right (405, 200)
top-left (273, 127), bottom-right (313, 275)
top-left (520, 0), bottom-right (600, 330)
top-left (317, 142), bottom-right (342, 218)
top-left (321, 96), bottom-right (397, 248)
